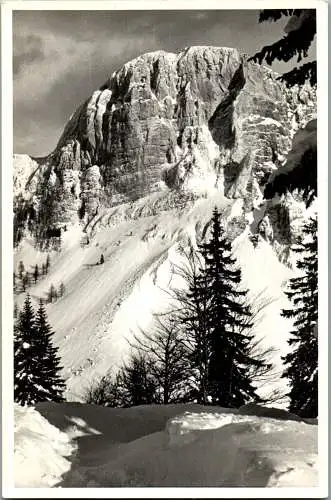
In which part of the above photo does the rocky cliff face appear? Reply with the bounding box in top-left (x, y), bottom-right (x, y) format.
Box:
top-left (14, 46), bottom-right (316, 251)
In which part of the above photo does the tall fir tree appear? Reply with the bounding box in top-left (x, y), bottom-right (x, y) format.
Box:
top-left (34, 299), bottom-right (66, 402)
top-left (14, 295), bottom-right (65, 405)
top-left (281, 216), bottom-right (318, 417)
top-left (197, 208), bottom-right (268, 407)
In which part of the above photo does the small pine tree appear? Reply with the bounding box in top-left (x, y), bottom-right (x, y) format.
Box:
top-left (45, 254), bottom-right (51, 274)
top-left (14, 302), bottom-right (18, 319)
top-left (281, 217), bottom-right (318, 417)
top-left (42, 263), bottom-right (47, 276)
top-left (197, 208), bottom-right (268, 407)
top-left (33, 264), bottom-right (39, 284)
top-left (13, 271), bottom-right (16, 290)
top-left (59, 282), bottom-right (65, 298)
top-left (48, 284), bottom-right (56, 303)
top-left (18, 260), bottom-right (25, 280)
top-left (22, 273), bottom-right (29, 292)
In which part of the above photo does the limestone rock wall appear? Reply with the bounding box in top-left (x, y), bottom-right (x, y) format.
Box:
top-left (13, 46), bottom-right (316, 244)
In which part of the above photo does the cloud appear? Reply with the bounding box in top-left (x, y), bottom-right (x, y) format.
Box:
top-left (13, 21), bottom-right (159, 155)
top-left (13, 33), bottom-right (45, 75)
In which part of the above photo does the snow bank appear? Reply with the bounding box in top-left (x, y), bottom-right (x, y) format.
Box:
top-left (14, 404), bottom-right (76, 487)
top-left (26, 402), bottom-right (318, 489)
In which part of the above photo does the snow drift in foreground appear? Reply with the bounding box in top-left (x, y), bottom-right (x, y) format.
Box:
top-left (14, 404), bottom-right (76, 487)
top-left (14, 402), bottom-right (318, 489)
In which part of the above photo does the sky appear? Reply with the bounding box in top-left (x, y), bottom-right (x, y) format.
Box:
top-left (13, 9), bottom-right (316, 157)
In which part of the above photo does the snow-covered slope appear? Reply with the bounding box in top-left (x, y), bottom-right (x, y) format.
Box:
top-left (14, 402), bottom-right (318, 488)
top-left (14, 189), bottom-right (297, 403)
top-left (12, 45), bottom-right (317, 405)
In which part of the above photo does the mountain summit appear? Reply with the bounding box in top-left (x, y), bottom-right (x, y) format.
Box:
top-left (13, 46), bottom-right (316, 400)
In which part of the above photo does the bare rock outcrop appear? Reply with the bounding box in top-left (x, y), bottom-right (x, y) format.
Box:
top-left (13, 46), bottom-right (316, 246)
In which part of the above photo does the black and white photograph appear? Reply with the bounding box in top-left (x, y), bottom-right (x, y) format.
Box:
top-left (1, 0), bottom-right (328, 496)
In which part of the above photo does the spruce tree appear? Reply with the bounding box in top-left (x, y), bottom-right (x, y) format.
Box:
top-left (46, 254), bottom-right (51, 274)
top-left (59, 282), bottom-right (66, 298)
top-left (18, 260), bottom-right (25, 280)
top-left (34, 299), bottom-right (66, 402)
top-left (33, 264), bottom-right (39, 284)
top-left (14, 294), bottom-right (39, 405)
top-left (48, 283), bottom-right (56, 303)
top-left (281, 216), bottom-right (318, 417)
top-left (198, 208), bottom-right (268, 407)
top-left (14, 295), bottom-right (65, 405)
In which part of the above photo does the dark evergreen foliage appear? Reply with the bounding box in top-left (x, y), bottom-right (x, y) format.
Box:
top-left (14, 295), bottom-right (65, 406)
top-left (33, 300), bottom-right (66, 402)
top-left (33, 264), bottom-right (39, 284)
top-left (281, 217), bottom-right (318, 417)
top-left (249, 9), bottom-right (316, 87)
top-left (18, 261), bottom-right (25, 280)
top-left (22, 273), bottom-right (29, 292)
top-left (59, 282), bottom-right (66, 298)
top-left (14, 302), bottom-right (19, 320)
top-left (264, 146), bottom-right (317, 207)
top-left (48, 284), bottom-right (56, 303)
top-left (46, 254), bottom-right (51, 273)
top-left (196, 209), bottom-right (268, 407)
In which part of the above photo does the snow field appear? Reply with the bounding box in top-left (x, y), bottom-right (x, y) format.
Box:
top-left (14, 191), bottom-right (295, 403)
top-left (14, 402), bottom-right (318, 488)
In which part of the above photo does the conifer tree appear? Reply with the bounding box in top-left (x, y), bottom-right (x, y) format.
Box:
top-left (281, 216), bottom-right (318, 417)
top-left (14, 294), bottom-right (39, 405)
top-left (45, 254), bottom-right (51, 274)
top-left (14, 302), bottom-right (18, 319)
top-left (33, 299), bottom-right (66, 402)
top-left (18, 260), bottom-right (25, 280)
top-left (48, 283), bottom-right (56, 303)
top-left (33, 264), bottom-right (39, 284)
top-left (14, 295), bottom-right (65, 405)
top-left (197, 208), bottom-right (268, 407)
top-left (59, 282), bottom-right (66, 298)
top-left (22, 273), bottom-right (29, 292)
